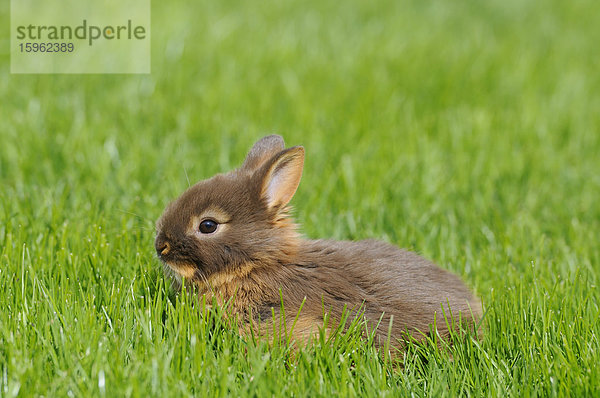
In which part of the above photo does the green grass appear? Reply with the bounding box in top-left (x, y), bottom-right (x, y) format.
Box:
top-left (1, 0), bottom-right (600, 396)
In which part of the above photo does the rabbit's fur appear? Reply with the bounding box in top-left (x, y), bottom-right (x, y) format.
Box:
top-left (156, 135), bottom-right (481, 349)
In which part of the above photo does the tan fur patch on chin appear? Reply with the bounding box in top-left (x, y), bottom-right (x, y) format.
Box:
top-left (205, 262), bottom-right (255, 288)
top-left (166, 262), bottom-right (197, 282)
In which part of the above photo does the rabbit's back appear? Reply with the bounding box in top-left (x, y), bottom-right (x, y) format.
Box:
top-left (275, 239), bottom-right (481, 343)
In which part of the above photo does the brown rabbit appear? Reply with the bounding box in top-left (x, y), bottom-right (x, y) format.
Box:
top-left (155, 135), bottom-right (481, 350)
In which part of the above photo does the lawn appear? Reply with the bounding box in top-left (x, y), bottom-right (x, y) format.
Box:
top-left (1, 0), bottom-right (599, 396)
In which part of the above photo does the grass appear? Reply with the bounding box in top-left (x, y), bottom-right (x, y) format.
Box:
top-left (1, 0), bottom-right (599, 395)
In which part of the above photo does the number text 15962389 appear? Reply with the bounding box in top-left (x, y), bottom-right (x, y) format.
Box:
top-left (19, 42), bottom-right (74, 53)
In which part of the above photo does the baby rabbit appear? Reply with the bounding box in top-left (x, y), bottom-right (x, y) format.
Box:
top-left (155, 135), bottom-right (481, 350)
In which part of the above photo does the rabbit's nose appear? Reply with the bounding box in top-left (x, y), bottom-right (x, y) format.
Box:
top-left (155, 237), bottom-right (171, 256)
top-left (158, 242), bottom-right (170, 256)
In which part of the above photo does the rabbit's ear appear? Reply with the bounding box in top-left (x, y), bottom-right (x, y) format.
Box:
top-left (242, 135), bottom-right (285, 172)
top-left (258, 146), bottom-right (304, 209)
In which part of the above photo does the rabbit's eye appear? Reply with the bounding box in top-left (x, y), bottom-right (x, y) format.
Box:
top-left (199, 219), bottom-right (218, 234)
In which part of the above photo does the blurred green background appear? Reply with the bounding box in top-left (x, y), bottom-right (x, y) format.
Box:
top-left (1, 0), bottom-right (599, 396)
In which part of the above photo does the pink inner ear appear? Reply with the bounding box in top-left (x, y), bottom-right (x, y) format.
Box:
top-left (266, 171), bottom-right (291, 206)
top-left (263, 149), bottom-right (304, 209)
